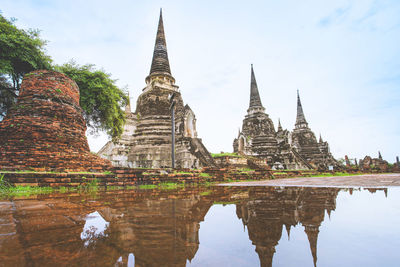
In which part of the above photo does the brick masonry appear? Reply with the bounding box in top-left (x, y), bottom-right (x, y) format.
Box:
top-left (0, 70), bottom-right (111, 172)
top-left (1, 168), bottom-right (271, 187)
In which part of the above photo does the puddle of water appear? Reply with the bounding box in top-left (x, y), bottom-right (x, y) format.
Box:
top-left (81, 211), bottom-right (109, 247)
top-left (0, 186), bottom-right (399, 266)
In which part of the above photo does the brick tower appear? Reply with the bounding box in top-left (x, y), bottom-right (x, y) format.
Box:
top-left (0, 70), bottom-right (111, 172)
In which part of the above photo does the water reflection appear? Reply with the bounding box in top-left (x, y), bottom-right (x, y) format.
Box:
top-left (236, 187), bottom-right (339, 267)
top-left (0, 186), bottom-right (393, 266)
top-left (81, 211), bottom-right (109, 247)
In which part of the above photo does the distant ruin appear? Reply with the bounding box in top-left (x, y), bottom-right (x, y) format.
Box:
top-left (233, 65), bottom-right (337, 170)
top-left (0, 70), bottom-right (111, 172)
top-left (99, 10), bottom-right (216, 169)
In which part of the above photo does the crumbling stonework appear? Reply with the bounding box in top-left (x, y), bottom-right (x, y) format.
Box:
top-left (0, 70), bottom-right (111, 172)
top-left (99, 10), bottom-right (215, 169)
top-left (289, 91), bottom-right (337, 169)
top-left (359, 154), bottom-right (389, 172)
top-left (233, 66), bottom-right (336, 170)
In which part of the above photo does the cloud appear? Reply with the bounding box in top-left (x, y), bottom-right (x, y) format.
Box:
top-left (319, 6), bottom-right (351, 27)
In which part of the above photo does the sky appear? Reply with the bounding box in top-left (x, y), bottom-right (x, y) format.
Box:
top-left (2, 0), bottom-right (400, 162)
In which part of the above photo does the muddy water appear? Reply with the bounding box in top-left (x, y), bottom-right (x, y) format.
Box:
top-left (0, 186), bottom-right (399, 267)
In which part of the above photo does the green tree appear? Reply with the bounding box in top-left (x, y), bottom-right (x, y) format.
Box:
top-left (0, 14), bottom-right (52, 116)
top-left (56, 61), bottom-right (128, 140)
top-left (0, 14), bottom-right (128, 140)
top-left (0, 74), bottom-right (14, 117)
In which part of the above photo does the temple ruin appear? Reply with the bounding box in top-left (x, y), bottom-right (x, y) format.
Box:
top-left (99, 10), bottom-right (216, 169)
top-left (0, 70), bottom-right (111, 172)
top-left (233, 65), bottom-right (337, 170)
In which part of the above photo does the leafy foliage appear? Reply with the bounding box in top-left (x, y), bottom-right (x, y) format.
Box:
top-left (55, 61), bottom-right (128, 140)
top-left (0, 14), bottom-right (128, 139)
top-left (0, 74), bottom-right (14, 117)
top-left (0, 14), bottom-right (52, 116)
top-left (211, 152), bottom-right (241, 158)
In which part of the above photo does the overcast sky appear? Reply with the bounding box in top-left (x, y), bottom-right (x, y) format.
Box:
top-left (2, 0), bottom-right (399, 162)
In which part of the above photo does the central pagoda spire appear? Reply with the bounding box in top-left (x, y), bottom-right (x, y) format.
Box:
top-left (295, 89), bottom-right (308, 128)
top-left (249, 64), bottom-right (264, 110)
top-left (147, 9), bottom-right (173, 82)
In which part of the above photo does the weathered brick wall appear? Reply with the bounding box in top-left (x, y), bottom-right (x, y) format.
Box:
top-left (2, 167), bottom-right (390, 188)
top-left (0, 70), bottom-right (111, 172)
top-left (1, 167), bottom-right (272, 187)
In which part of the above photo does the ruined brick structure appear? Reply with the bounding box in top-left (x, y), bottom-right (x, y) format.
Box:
top-left (99, 10), bottom-right (216, 169)
top-left (233, 66), bottom-right (337, 170)
top-left (0, 70), bottom-right (111, 172)
top-left (359, 153), bottom-right (389, 172)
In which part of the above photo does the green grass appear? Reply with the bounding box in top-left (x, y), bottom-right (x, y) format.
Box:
top-left (0, 170), bottom-right (42, 173)
top-left (211, 152), bottom-right (241, 158)
top-left (0, 170), bottom-right (114, 175)
top-left (223, 178), bottom-right (260, 183)
top-left (77, 178), bottom-right (99, 191)
top-left (239, 168), bottom-right (255, 172)
top-left (199, 173), bottom-right (211, 178)
top-left (309, 172), bottom-right (363, 177)
top-left (0, 179), bottom-right (55, 197)
top-left (138, 184), bottom-right (157, 189)
top-left (0, 179), bottom-right (99, 197)
top-left (159, 182), bottom-right (184, 190)
top-left (137, 182), bottom-right (185, 190)
top-left (200, 190), bottom-right (212, 196)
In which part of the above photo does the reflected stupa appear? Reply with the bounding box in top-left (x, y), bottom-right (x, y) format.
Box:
top-left (236, 187), bottom-right (340, 267)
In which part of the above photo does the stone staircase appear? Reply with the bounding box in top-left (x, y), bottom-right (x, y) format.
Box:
top-left (189, 138), bottom-right (218, 168)
top-left (290, 148), bottom-right (314, 170)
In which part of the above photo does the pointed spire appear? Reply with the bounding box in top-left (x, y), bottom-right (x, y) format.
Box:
top-left (378, 151), bottom-right (382, 160)
top-left (125, 91), bottom-right (131, 114)
top-left (249, 64), bottom-right (264, 109)
top-left (319, 134), bottom-right (323, 143)
top-left (277, 119), bottom-right (283, 132)
top-left (149, 9), bottom-right (171, 76)
top-left (295, 89), bottom-right (308, 128)
top-left (255, 246), bottom-right (276, 267)
top-left (305, 226), bottom-right (319, 267)
top-left (285, 224), bottom-right (291, 240)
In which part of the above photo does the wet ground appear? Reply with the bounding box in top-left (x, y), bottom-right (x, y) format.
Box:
top-left (220, 173), bottom-right (400, 188)
top-left (1, 178), bottom-right (400, 266)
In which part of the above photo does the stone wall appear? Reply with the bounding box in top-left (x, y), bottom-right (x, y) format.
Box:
top-left (1, 167), bottom-right (272, 187)
top-left (0, 70), bottom-right (111, 172)
top-left (2, 167), bottom-right (392, 188)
